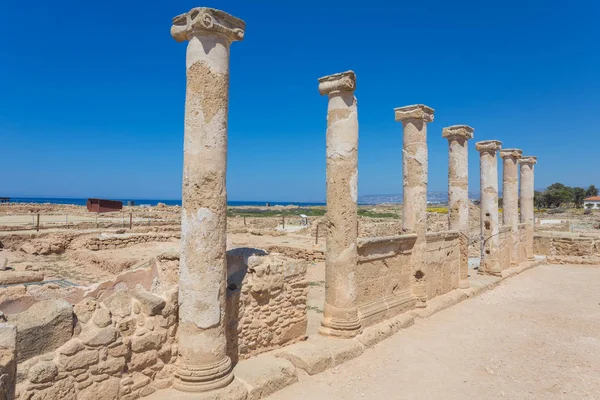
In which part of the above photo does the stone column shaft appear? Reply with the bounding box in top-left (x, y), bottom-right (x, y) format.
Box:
top-left (443, 125), bottom-right (474, 289)
top-left (520, 156), bottom-right (537, 261)
top-left (500, 149), bottom-right (523, 265)
top-left (171, 8), bottom-right (245, 392)
top-left (476, 140), bottom-right (502, 275)
top-left (318, 71), bottom-right (361, 338)
top-left (395, 105), bottom-right (434, 307)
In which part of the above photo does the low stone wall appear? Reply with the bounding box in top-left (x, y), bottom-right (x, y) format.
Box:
top-left (425, 231), bottom-right (460, 300)
top-left (263, 245), bottom-right (325, 263)
top-left (356, 235), bottom-right (417, 327)
top-left (499, 226), bottom-right (512, 271)
top-left (534, 231), bottom-right (600, 264)
top-left (226, 249), bottom-right (308, 362)
top-left (14, 289), bottom-right (178, 400)
top-left (0, 323), bottom-right (16, 400)
top-left (85, 232), bottom-right (180, 251)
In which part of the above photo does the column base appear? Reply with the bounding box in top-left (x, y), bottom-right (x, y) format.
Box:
top-left (174, 356), bottom-right (234, 393)
top-left (458, 279), bottom-right (470, 289)
top-left (319, 303), bottom-right (361, 338)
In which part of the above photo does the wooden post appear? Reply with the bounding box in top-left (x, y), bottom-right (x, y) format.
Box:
top-left (243, 216), bottom-right (246, 227)
top-left (282, 214), bottom-right (285, 229)
top-left (96, 213), bottom-right (99, 229)
top-left (315, 223), bottom-right (319, 245)
top-left (36, 213), bottom-right (40, 232)
top-left (129, 213), bottom-right (133, 229)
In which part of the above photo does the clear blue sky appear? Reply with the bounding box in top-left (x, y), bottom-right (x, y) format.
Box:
top-left (1, 0), bottom-right (598, 202)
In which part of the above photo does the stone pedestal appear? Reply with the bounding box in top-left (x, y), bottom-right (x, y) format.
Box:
top-left (318, 71), bottom-right (361, 338)
top-left (395, 105), bottom-right (434, 308)
top-left (442, 125), bottom-right (474, 289)
top-left (520, 156), bottom-right (537, 261)
top-left (476, 140), bottom-right (502, 275)
top-left (500, 149), bottom-right (523, 265)
top-left (171, 7), bottom-right (245, 392)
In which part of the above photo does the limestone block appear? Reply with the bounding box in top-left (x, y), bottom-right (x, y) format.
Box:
top-left (77, 376), bottom-right (120, 400)
top-left (234, 354), bottom-right (298, 400)
top-left (128, 350), bottom-right (157, 371)
top-left (27, 361), bottom-right (58, 384)
top-left (104, 292), bottom-right (133, 318)
top-left (275, 341), bottom-right (332, 375)
top-left (58, 339), bottom-right (84, 356)
top-left (130, 331), bottom-right (164, 353)
top-left (132, 290), bottom-right (165, 316)
top-left (92, 308), bottom-right (112, 328)
top-left (0, 271), bottom-right (43, 286)
top-left (79, 326), bottom-right (118, 348)
top-left (22, 376), bottom-right (77, 400)
top-left (74, 298), bottom-right (97, 324)
top-left (15, 299), bottom-right (73, 362)
top-left (62, 350), bottom-right (99, 371)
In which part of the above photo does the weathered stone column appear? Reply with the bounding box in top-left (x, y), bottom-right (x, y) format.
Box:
top-left (499, 149), bottom-right (523, 265)
top-left (442, 125), bottom-right (474, 289)
top-left (170, 8), bottom-right (245, 392)
top-left (395, 105), bottom-right (434, 307)
top-left (476, 140), bottom-right (502, 275)
top-left (520, 156), bottom-right (537, 261)
top-left (318, 71), bottom-right (361, 338)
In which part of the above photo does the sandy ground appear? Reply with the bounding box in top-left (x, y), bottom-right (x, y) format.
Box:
top-left (268, 264), bottom-right (600, 400)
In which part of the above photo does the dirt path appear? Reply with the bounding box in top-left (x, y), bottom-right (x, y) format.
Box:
top-left (268, 264), bottom-right (600, 400)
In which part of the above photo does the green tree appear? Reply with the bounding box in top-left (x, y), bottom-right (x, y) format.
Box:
top-left (573, 187), bottom-right (586, 208)
top-left (586, 185), bottom-right (598, 198)
top-left (533, 190), bottom-right (546, 210)
top-left (534, 190), bottom-right (547, 210)
top-left (544, 183), bottom-right (573, 208)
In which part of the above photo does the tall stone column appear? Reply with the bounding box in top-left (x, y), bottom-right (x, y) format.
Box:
top-left (520, 156), bottom-right (537, 261)
top-left (170, 8), bottom-right (245, 392)
top-left (442, 125), bottom-right (474, 289)
top-left (476, 140), bottom-right (502, 275)
top-left (318, 71), bottom-right (361, 338)
top-left (499, 149), bottom-right (523, 265)
top-left (395, 105), bottom-right (434, 308)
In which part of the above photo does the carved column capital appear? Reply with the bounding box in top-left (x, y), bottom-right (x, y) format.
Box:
top-left (442, 125), bottom-right (474, 141)
top-left (475, 140), bottom-right (502, 154)
top-left (499, 148), bottom-right (523, 160)
top-left (171, 7), bottom-right (246, 42)
top-left (318, 71), bottom-right (356, 95)
top-left (394, 104), bottom-right (434, 123)
top-left (520, 156), bottom-right (538, 165)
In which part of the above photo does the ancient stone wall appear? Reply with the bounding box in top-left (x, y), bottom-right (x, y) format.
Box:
top-left (425, 231), bottom-right (460, 300)
top-left (355, 235), bottom-right (417, 327)
top-left (263, 245), bottom-right (325, 263)
top-left (14, 289), bottom-right (178, 400)
top-left (498, 226), bottom-right (512, 271)
top-left (84, 232), bottom-right (179, 251)
top-left (0, 323), bottom-right (16, 400)
top-left (534, 232), bottom-right (600, 264)
top-left (226, 250), bottom-right (308, 361)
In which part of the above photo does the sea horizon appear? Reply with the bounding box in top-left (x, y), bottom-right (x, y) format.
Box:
top-left (1, 192), bottom-right (483, 207)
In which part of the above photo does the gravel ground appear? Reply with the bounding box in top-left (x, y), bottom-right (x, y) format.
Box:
top-left (269, 264), bottom-right (600, 400)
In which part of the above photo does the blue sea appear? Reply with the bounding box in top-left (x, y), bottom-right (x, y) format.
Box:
top-left (4, 192), bottom-right (481, 207)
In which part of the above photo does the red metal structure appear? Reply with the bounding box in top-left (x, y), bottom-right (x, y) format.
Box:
top-left (86, 198), bottom-right (123, 213)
